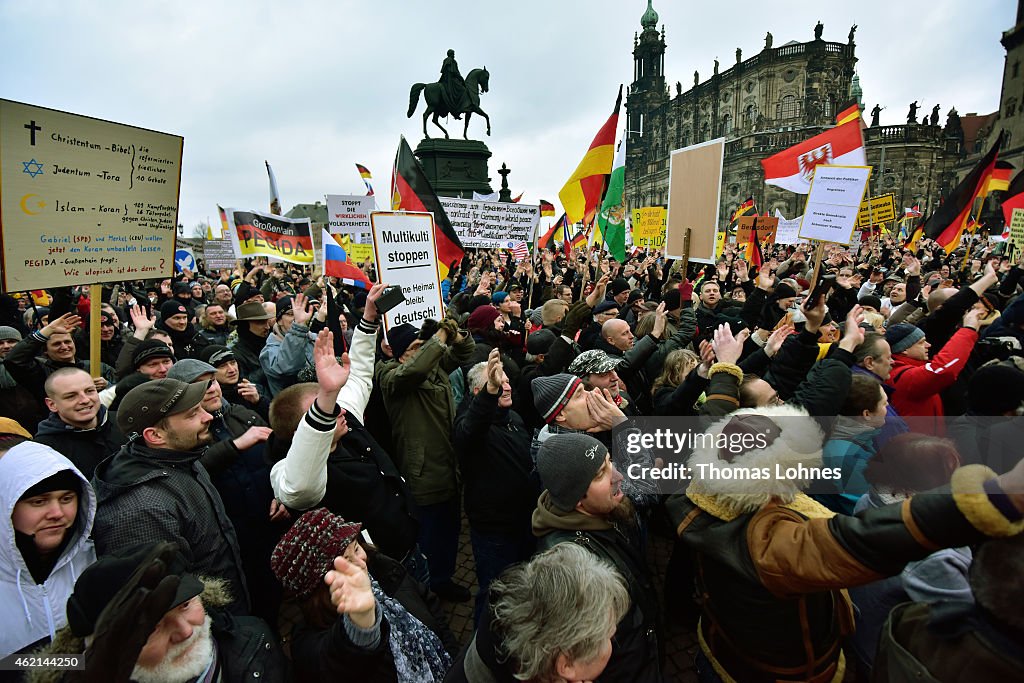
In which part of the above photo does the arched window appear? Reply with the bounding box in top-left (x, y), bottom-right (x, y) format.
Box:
top-left (701, 122), bottom-right (710, 139)
top-left (721, 113), bottom-right (733, 136)
top-left (744, 104), bottom-right (756, 129)
top-left (779, 95), bottom-right (799, 119)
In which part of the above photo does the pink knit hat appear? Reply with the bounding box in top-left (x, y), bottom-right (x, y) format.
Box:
top-left (270, 508), bottom-right (362, 596)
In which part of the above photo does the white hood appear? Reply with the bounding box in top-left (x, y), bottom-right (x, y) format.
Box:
top-left (0, 442), bottom-right (96, 657)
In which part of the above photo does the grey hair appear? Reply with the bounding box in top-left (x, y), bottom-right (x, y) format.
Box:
top-left (489, 542), bottom-right (629, 681)
top-left (467, 361), bottom-right (489, 393)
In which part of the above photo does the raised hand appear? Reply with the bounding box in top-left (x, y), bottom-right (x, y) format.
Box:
top-left (839, 305), bottom-right (866, 352)
top-left (325, 556), bottom-right (376, 627)
top-left (485, 348), bottom-right (504, 395)
top-left (43, 312), bottom-right (83, 337)
top-left (712, 323), bottom-right (744, 365)
top-left (585, 388), bottom-right (626, 432)
top-left (765, 324), bottom-right (793, 358)
top-left (291, 292), bottom-right (313, 327)
top-left (652, 302), bottom-right (668, 339)
top-left (314, 330), bottom-right (350, 397)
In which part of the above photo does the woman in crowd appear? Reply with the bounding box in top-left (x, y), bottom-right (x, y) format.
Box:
top-left (271, 508), bottom-right (455, 682)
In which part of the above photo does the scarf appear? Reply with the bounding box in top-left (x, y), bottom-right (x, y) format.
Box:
top-left (371, 577), bottom-right (450, 682)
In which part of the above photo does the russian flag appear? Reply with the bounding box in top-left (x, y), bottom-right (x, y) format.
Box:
top-left (322, 229), bottom-right (372, 289)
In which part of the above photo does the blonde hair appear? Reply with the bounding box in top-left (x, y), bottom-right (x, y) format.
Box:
top-left (651, 349), bottom-right (700, 395)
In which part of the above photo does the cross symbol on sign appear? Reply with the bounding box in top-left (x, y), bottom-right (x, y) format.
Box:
top-left (24, 121), bottom-right (41, 146)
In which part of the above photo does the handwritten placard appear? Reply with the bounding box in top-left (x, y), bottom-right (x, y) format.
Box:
top-left (0, 99), bottom-right (183, 291)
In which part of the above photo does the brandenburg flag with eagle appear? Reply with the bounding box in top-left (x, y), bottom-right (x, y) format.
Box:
top-left (760, 120), bottom-right (866, 194)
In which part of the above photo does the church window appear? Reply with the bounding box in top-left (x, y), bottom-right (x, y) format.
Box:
top-left (779, 95), bottom-right (799, 119)
top-left (722, 113), bottom-right (733, 135)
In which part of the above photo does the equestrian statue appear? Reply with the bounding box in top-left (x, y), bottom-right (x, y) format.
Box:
top-left (408, 49), bottom-right (491, 140)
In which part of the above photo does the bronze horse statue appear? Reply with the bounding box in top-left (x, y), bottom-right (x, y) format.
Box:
top-left (408, 67), bottom-right (491, 140)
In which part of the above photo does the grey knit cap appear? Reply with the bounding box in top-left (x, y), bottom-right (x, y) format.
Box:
top-left (532, 373), bottom-right (583, 423)
top-left (0, 326), bottom-right (22, 342)
top-left (885, 323), bottom-right (926, 355)
top-left (167, 359), bottom-right (216, 383)
top-left (537, 433), bottom-right (608, 512)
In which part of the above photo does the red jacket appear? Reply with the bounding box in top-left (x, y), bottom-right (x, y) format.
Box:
top-left (889, 327), bottom-right (978, 433)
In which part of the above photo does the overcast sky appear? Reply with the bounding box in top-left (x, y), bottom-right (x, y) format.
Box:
top-left (0, 0), bottom-right (1013, 236)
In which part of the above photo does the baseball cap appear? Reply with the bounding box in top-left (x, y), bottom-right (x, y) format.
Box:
top-left (117, 378), bottom-right (210, 436)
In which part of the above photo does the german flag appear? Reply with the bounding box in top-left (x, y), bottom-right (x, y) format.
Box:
top-left (355, 163), bottom-right (372, 179)
top-left (538, 213), bottom-right (567, 250)
top-left (539, 200), bottom-right (555, 217)
top-left (904, 224), bottom-right (924, 252)
top-left (559, 86), bottom-right (621, 224)
top-left (981, 160), bottom-right (1013, 198)
top-left (835, 102), bottom-right (861, 127)
top-left (730, 197), bottom-right (756, 225)
top-left (390, 136), bottom-right (464, 278)
top-left (922, 132), bottom-right (1003, 254)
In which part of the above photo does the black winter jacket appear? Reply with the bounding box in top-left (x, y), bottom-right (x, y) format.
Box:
top-left (453, 390), bottom-right (540, 535)
top-left (34, 406), bottom-right (125, 479)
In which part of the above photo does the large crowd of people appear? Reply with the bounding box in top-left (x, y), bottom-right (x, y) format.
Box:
top-left (0, 232), bottom-right (1023, 682)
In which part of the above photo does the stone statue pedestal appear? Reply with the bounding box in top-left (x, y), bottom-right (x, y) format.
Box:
top-left (414, 139), bottom-right (493, 198)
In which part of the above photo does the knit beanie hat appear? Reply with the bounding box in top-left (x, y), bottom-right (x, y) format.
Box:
top-left (662, 289), bottom-right (682, 311)
top-left (885, 323), bottom-right (926, 354)
top-left (159, 300), bottom-right (188, 321)
top-left (532, 373), bottom-right (583, 423)
top-left (526, 329), bottom-right (557, 355)
top-left (859, 294), bottom-right (883, 311)
top-left (529, 308), bottom-right (544, 327)
top-left (968, 363), bottom-right (1024, 415)
top-left (0, 326), bottom-right (22, 342)
top-left (492, 291), bottom-right (509, 305)
top-left (270, 508), bottom-right (362, 597)
top-left (771, 282), bottom-right (797, 301)
top-left (387, 323), bottom-right (419, 360)
top-left (536, 433), bottom-right (608, 512)
top-left (131, 339), bottom-right (176, 369)
top-left (468, 305), bottom-right (501, 332)
top-left (19, 469), bottom-right (82, 501)
top-left (610, 278), bottom-right (631, 296)
top-left (275, 297), bottom-right (293, 320)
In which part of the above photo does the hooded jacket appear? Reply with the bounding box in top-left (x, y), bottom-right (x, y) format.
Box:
top-left (259, 321), bottom-right (314, 398)
top-left (34, 406), bottom-right (126, 480)
top-left (0, 443), bottom-right (96, 657)
top-left (91, 441), bottom-right (250, 615)
top-left (666, 404), bottom-right (1024, 683)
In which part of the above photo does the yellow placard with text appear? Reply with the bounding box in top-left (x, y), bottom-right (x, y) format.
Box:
top-left (340, 235), bottom-right (374, 264)
top-left (631, 206), bottom-right (666, 250)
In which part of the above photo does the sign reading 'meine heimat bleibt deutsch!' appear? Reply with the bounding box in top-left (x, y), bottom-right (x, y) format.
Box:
top-left (0, 99), bottom-right (183, 291)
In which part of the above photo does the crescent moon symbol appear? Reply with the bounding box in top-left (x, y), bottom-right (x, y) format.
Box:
top-left (20, 194), bottom-right (42, 216)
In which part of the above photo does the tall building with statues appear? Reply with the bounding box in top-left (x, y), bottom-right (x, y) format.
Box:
top-left (625, 1), bottom-right (1002, 230)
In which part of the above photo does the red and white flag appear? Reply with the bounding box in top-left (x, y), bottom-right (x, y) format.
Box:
top-left (904, 205), bottom-right (923, 218)
top-left (760, 123), bottom-right (866, 194)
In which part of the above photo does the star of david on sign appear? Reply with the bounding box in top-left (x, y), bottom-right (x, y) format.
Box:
top-left (798, 143), bottom-right (833, 183)
top-left (22, 159), bottom-right (44, 178)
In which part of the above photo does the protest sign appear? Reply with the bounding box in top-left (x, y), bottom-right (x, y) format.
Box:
top-left (666, 138), bottom-right (724, 263)
top-left (174, 247), bottom-right (196, 273)
top-left (0, 99), bottom-right (182, 291)
top-left (370, 211), bottom-right (444, 330)
top-left (224, 208), bottom-right (314, 265)
top-left (1010, 209), bottom-right (1024, 246)
top-left (339, 234), bottom-right (374, 264)
top-left (856, 193), bottom-right (896, 228)
top-left (203, 239), bottom-right (237, 269)
top-left (736, 216), bottom-right (779, 243)
top-left (798, 166), bottom-right (871, 245)
top-left (773, 210), bottom-right (806, 245)
top-left (326, 194), bottom-right (374, 234)
top-left (715, 232), bottom-right (726, 258)
top-left (631, 207), bottom-right (667, 250)
top-left (437, 196), bottom-right (538, 247)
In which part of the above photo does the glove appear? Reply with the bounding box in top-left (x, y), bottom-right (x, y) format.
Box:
top-left (562, 301), bottom-right (593, 338)
top-left (438, 317), bottom-right (461, 342)
top-left (69, 543), bottom-right (182, 683)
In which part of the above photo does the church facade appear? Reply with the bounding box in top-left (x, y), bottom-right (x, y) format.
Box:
top-left (625, 1), bottom-right (972, 230)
